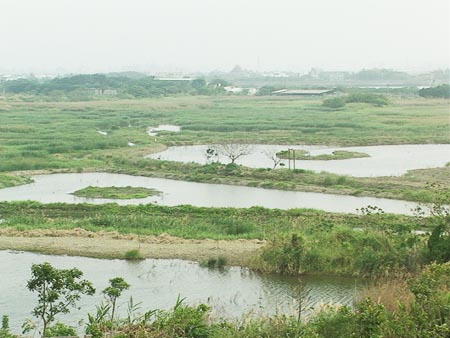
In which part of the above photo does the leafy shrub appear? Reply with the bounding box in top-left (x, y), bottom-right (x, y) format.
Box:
top-left (345, 92), bottom-right (389, 106)
top-left (322, 97), bottom-right (346, 109)
top-left (261, 234), bottom-right (305, 275)
top-left (153, 298), bottom-right (211, 338)
top-left (201, 256), bottom-right (228, 269)
top-left (0, 315), bottom-right (15, 338)
top-left (45, 322), bottom-right (77, 337)
top-left (124, 249), bottom-right (144, 261)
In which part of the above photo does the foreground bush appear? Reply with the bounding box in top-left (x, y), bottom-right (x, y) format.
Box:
top-left (2, 262), bottom-right (449, 337)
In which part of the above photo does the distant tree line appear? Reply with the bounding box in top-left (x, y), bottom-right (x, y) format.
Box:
top-left (0, 74), bottom-right (228, 99)
top-left (418, 84), bottom-right (450, 98)
top-left (322, 92), bottom-right (389, 109)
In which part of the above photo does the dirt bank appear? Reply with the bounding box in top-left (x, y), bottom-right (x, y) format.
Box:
top-left (0, 228), bottom-right (264, 265)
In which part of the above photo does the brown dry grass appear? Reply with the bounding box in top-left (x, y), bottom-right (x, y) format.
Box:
top-left (358, 276), bottom-right (414, 312)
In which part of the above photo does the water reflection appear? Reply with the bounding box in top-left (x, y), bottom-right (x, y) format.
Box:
top-left (146, 144), bottom-right (450, 177)
top-left (0, 251), bottom-right (361, 330)
top-left (0, 173), bottom-right (422, 214)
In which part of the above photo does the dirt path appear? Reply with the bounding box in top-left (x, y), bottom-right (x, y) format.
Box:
top-left (0, 228), bottom-right (264, 266)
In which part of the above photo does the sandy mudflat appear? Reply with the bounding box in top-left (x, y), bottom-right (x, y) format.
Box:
top-left (0, 228), bottom-right (264, 265)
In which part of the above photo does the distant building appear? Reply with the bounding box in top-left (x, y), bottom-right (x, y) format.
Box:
top-left (272, 89), bottom-right (334, 96)
top-left (154, 77), bottom-right (196, 81)
top-left (224, 86), bottom-right (244, 93)
top-left (224, 86), bottom-right (258, 95)
top-left (90, 89), bottom-right (118, 96)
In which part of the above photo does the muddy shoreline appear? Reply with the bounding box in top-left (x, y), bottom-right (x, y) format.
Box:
top-left (0, 228), bottom-right (264, 266)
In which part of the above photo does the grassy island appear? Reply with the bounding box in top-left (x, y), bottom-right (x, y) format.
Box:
top-left (276, 149), bottom-right (370, 160)
top-left (72, 186), bottom-right (161, 199)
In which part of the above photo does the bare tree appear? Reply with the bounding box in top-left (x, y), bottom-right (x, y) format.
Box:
top-left (212, 143), bottom-right (253, 164)
top-left (263, 149), bottom-right (283, 169)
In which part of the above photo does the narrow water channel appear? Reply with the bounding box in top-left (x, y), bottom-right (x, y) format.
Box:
top-left (146, 144), bottom-right (450, 177)
top-left (0, 173), bottom-right (422, 215)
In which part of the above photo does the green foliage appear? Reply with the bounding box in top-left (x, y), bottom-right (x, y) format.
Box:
top-left (322, 97), bottom-right (346, 109)
top-left (153, 298), bottom-right (212, 338)
top-left (0, 174), bottom-right (32, 189)
top-left (354, 68), bottom-right (409, 81)
top-left (0, 315), bottom-right (15, 338)
top-left (418, 84), bottom-right (450, 98)
top-left (256, 85), bottom-right (277, 95)
top-left (261, 234), bottom-right (305, 275)
top-left (4, 262), bottom-right (450, 337)
top-left (72, 186), bottom-right (161, 199)
top-left (124, 249), bottom-right (144, 261)
top-left (44, 322), bottom-right (77, 337)
top-left (85, 303), bottom-right (111, 338)
top-left (103, 277), bottom-right (130, 320)
top-left (201, 256), bottom-right (228, 269)
top-left (0, 74), bottom-right (224, 99)
top-left (308, 306), bottom-right (357, 338)
top-left (26, 262), bottom-right (95, 337)
top-left (345, 92), bottom-right (389, 106)
top-left (427, 224), bottom-right (450, 263)
top-left (421, 187), bottom-right (450, 263)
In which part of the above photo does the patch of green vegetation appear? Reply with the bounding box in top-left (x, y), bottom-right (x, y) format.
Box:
top-left (322, 97), bottom-right (346, 109)
top-left (200, 256), bottom-right (228, 269)
top-left (0, 173), bottom-right (32, 189)
top-left (0, 201), bottom-right (419, 241)
top-left (276, 149), bottom-right (369, 160)
top-left (419, 84), bottom-right (450, 98)
top-left (345, 92), bottom-right (389, 106)
top-left (72, 186), bottom-right (161, 199)
top-left (124, 249), bottom-right (144, 260)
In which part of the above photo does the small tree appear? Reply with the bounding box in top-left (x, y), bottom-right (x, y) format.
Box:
top-left (27, 262), bottom-right (95, 337)
top-left (263, 149), bottom-right (283, 169)
top-left (103, 277), bottom-right (130, 330)
top-left (204, 147), bottom-right (219, 164)
top-left (213, 143), bottom-right (253, 164)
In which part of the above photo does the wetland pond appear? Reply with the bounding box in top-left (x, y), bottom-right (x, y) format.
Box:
top-left (0, 250), bottom-right (361, 330)
top-left (146, 144), bottom-right (450, 177)
top-left (0, 172), bottom-right (422, 215)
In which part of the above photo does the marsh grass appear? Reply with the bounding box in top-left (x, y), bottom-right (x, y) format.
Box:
top-left (72, 186), bottom-right (161, 199)
top-left (1, 96), bottom-right (448, 202)
top-left (276, 150), bottom-right (370, 160)
top-left (359, 276), bottom-right (414, 312)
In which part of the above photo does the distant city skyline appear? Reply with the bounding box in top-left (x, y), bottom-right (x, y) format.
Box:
top-left (1, 0), bottom-right (448, 75)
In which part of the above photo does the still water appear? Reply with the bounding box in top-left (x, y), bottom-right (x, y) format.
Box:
top-left (0, 173), bottom-right (422, 215)
top-left (0, 251), bottom-right (360, 330)
top-left (146, 144), bottom-right (450, 177)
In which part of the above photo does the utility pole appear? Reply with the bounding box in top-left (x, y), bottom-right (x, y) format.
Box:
top-left (293, 148), bottom-right (296, 170)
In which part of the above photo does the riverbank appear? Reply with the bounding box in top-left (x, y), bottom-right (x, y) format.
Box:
top-left (0, 228), bottom-right (263, 265)
top-left (0, 201), bottom-right (439, 277)
top-left (5, 158), bottom-right (449, 204)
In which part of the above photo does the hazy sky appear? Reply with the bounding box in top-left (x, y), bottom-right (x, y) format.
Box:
top-left (1, 0), bottom-right (449, 74)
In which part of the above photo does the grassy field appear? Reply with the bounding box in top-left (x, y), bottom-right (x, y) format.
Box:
top-left (1, 95), bottom-right (448, 202)
top-left (0, 201), bottom-right (419, 240)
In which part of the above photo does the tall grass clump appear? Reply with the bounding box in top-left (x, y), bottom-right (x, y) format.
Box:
top-left (124, 249), bottom-right (144, 261)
